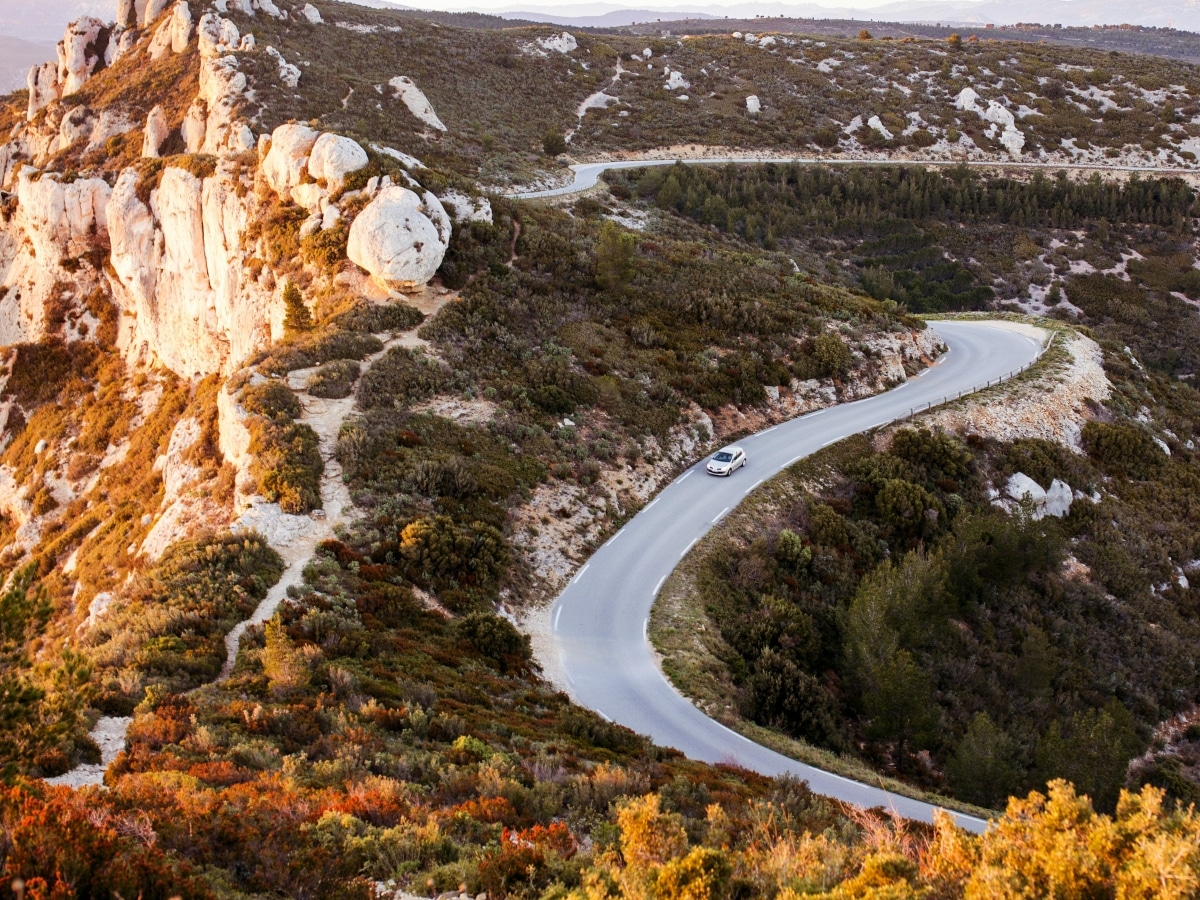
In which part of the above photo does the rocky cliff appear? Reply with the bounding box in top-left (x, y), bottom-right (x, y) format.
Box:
top-left (0, 0), bottom-right (452, 378)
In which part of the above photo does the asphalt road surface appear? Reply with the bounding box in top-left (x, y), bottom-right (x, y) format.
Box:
top-left (512, 156), bottom-right (1194, 199)
top-left (550, 320), bottom-right (1046, 833)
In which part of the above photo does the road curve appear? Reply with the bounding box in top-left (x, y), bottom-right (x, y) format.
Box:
top-left (512, 156), bottom-right (1197, 200)
top-left (550, 320), bottom-right (1046, 834)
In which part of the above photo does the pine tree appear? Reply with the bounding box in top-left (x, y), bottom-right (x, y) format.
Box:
top-left (282, 280), bottom-right (314, 334)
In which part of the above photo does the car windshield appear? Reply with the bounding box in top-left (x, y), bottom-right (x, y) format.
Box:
top-left (714, 452), bottom-right (733, 462)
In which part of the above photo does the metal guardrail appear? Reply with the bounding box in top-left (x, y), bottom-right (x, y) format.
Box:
top-left (905, 330), bottom-right (1055, 422)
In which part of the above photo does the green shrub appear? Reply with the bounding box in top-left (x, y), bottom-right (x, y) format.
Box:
top-left (84, 531), bottom-right (283, 699)
top-left (250, 420), bottom-right (323, 513)
top-left (356, 347), bottom-right (455, 409)
top-left (811, 333), bottom-right (851, 378)
top-left (282, 280), bottom-right (315, 334)
top-left (257, 330), bottom-right (386, 376)
top-left (455, 612), bottom-right (531, 671)
top-left (1081, 421), bottom-right (1166, 479)
top-left (241, 380), bottom-right (302, 421)
top-left (307, 359), bottom-right (361, 399)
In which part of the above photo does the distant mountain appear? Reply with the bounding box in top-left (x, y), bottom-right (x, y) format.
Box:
top-left (500, 7), bottom-right (715, 26)
top-left (496, 0), bottom-right (1200, 32)
top-left (0, 37), bottom-right (56, 94)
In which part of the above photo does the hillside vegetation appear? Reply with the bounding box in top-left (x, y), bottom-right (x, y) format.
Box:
top-left (1, 0), bottom-right (1200, 894)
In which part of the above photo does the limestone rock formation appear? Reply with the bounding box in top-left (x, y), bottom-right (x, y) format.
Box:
top-left (182, 100), bottom-right (207, 153)
top-left (346, 185), bottom-right (451, 290)
top-left (170, 1), bottom-right (195, 53)
top-left (389, 77), bottom-right (447, 132)
top-left (106, 165), bottom-right (278, 376)
top-left (117, 0), bottom-right (139, 29)
top-left (302, 3), bottom-right (323, 23)
top-left (57, 17), bottom-right (111, 96)
top-left (27, 63), bottom-right (59, 121)
top-left (0, 169), bottom-right (112, 345)
top-left (307, 133), bottom-right (368, 193)
top-left (142, 106), bottom-right (169, 157)
top-left (440, 190), bottom-right (493, 224)
top-left (143, 0), bottom-right (174, 27)
top-left (262, 123), bottom-right (320, 196)
top-left (198, 12), bottom-right (240, 57)
top-left (198, 52), bottom-right (254, 155)
top-left (1003, 472), bottom-right (1073, 520)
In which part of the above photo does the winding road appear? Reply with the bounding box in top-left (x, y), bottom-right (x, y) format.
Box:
top-left (513, 156), bottom-right (1197, 200)
top-left (550, 320), bottom-right (1047, 833)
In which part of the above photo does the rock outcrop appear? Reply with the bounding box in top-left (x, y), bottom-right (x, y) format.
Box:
top-left (388, 77), bottom-right (447, 132)
top-left (308, 133), bottom-right (368, 193)
top-left (1001, 472), bottom-right (1074, 520)
top-left (261, 123), bottom-right (320, 196)
top-left (106, 164), bottom-right (279, 376)
top-left (346, 186), bottom-right (451, 290)
top-left (142, 106), bottom-right (169, 157)
top-left (0, 169), bottom-right (112, 345)
top-left (27, 16), bottom-right (114, 120)
top-left (58, 18), bottom-right (111, 96)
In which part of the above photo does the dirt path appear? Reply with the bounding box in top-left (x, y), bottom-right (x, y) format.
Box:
top-left (219, 305), bottom-right (452, 680)
top-left (48, 296), bottom-right (455, 788)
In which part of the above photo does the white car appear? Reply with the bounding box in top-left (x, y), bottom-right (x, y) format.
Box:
top-left (706, 445), bottom-right (747, 476)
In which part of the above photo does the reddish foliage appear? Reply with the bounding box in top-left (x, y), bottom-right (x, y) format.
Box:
top-left (186, 760), bottom-right (256, 787)
top-left (452, 796), bottom-right (516, 824)
top-left (0, 785), bottom-right (210, 900)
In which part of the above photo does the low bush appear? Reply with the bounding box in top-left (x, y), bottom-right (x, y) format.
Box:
top-left (84, 531), bottom-right (283, 702)
top-left (307, 359), bottom-right (361, 399)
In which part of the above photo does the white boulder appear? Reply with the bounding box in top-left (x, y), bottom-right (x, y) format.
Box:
top-left (1004, 472), bottom-right (1073, 520)
top-left (1043, 479), bottom-right (1073, 519)
top-left (537, 32), bottom-right (577, 53)
top-left (308, 133), bottom-right (368, 193)
top-left (302, 3), bottom-right (322, 23)
top-left (664, 69), bottom-right (689, 91)
top-left (142, 105), bottom-right (169, 157)
top-left (347, 185), bottom-right (451, 290)
top-left (746, 95), bottom-right (761, 115)
top-left (261, 122), bottom-right (319, 196)
top-left (1005, 472), bottom-right (1046, 507)
top-left (867, 115), bottom-right (893, 140)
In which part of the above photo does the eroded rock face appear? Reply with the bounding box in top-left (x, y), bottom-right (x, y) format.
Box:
top-left (142, 0), bottom-right (174, 27)
top-left (27, 62), bottom-right (59, 121)
top-left (182, 100), bottom-right (207, 153)
top-left (346, 185), bottom-right (451, 290)
top-left (170, 1), bottom-right (195, 53)
top-left (0, 169), bottom-right (112, 345)
top-left (142, 106), bottom-right (169, 157)
top-left (308, 133), bottom-right (368, 193)
top-left (199, 54), bottom-right (253, 155)
top-left (198, 12), bottom-right (240, 57)
top-left (106, 164), bottom-right (278, 376)
top-left (261, 123), bottom-right (320, 196)
top-left (57, 18), bottom-right (111, 97)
